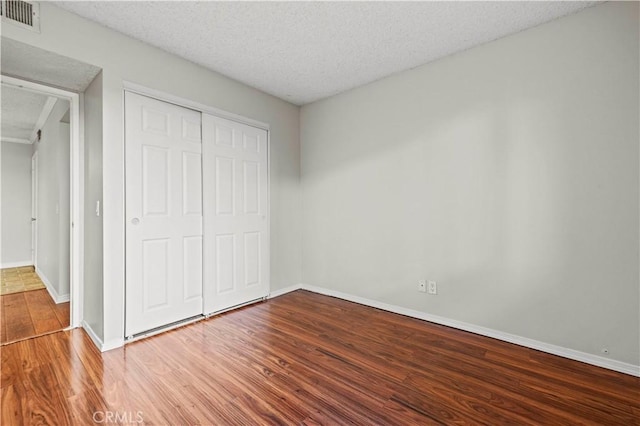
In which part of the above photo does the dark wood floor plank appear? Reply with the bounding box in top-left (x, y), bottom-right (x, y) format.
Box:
top-left (1, 384), bottom-right (24, 426)
top-left (24, 290), bottom-right (63, 335)
top-left (517, 376), bottom-right (640, 425)
top-left (204, 325), bottom-right (390, 424)
top-left (1, 290), bottom-right (638, 425)
top-left (53, 302), bottom-right (70, 328)
top-left (2, 293), bottom-right (35, 342)
top-left (1, 338), bottom-right (47, 389)
top-left (46, 334), bottom-right (98, 399)
top-left (1, 289), bottom-right (70, 344)
top-left (191, 333), bottom-right (309, 423)
top-left (225, 311), bottom-right (405, 408)
top-left (1, 302), bottom-right (7, 343)
top-left (240, 301), bottom-right (413, 383)
top-left (404, 369), bottom-right (585, 425)
top-left (382, 398), bottom-right (446, 426)
top-left (66, 387), bottom-right (110, 425)
top-left (68, 329), bottom-right (109, 391)
top-left (222, 311), bottom-right (414, 420)
top-left (527, 348), bottom-right (640, 388)
top-left (155, 327), bottom-right (350, 425)
top-left (153, 370), bottom-right (231, 425)
top-left (22, 363), bottom-right (73, 425)
top-left (406, 342), bottom-right (636, 425)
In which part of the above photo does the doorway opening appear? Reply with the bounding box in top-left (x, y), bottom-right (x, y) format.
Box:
top-left (1, 76), bottom-right (83, 344)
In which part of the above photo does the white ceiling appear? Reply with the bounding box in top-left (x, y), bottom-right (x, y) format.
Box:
top-left (1, 85), bottom-right (50, 143)
top-left (54, 1), bottom-right (599, 105)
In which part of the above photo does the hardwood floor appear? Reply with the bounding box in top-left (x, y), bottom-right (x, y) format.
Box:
top-left (1, 290), bottom-right (638, 425)
top-left (1, 289), bottom-right (70, 344)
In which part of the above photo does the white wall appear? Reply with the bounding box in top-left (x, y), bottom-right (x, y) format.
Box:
top-left (301, 2), bottom-right (639, 367)
top-left (3, 2), bottom-right (301, 348)
top-left (84, 72), bottom-right (104, 338)
top-left (34, 99), bottom-right (71, 300)
top-left (1, 142), bottom-right (33, 267)
top-left (58, 117), bottom-right (71, 299)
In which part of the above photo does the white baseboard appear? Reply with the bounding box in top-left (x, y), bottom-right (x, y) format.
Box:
top-left (84, 282), bottom-right (639, 375)
top-left (268, 284), bottom-right (303, 299)
top-left (81, 321), bottom-right (124, 352)
top-left (285, 283), bottom-right (639, 377)
top-left (82, 320), bottom-right (104, 349)
top-left (102, 338), bottom-right (126, 352)
top-left (1, 260), bottom-right (33, 269)
top-left (36, 267), bottom-right (70, 304)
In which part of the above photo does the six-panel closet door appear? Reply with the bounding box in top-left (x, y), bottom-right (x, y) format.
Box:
top-left (125, 91), bottom-right (270, 336)
top-left (125, 92), bottom-right (204, 337)
top-left (202, 114), bottom-right (269, 314)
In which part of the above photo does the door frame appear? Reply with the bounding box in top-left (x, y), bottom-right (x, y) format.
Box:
top-left (31, 151), bottom-right (38, 267)
top-left (1, 75), bottom-right (85, 328)
top-left (122, 81), bottom-right (271, 336)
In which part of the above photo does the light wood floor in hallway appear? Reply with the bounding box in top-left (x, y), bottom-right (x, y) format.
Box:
top-left (1, 290), bottom-right (638, 425)
top-left (1, 288), bottom-right (70, 344)
top-left (1, 267), bottom-right (46, 296)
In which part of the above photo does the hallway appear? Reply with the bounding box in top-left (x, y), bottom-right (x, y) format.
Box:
top-left (1, 267), bottom-right (69, 344)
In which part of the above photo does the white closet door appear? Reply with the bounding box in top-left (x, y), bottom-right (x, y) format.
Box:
top-left (125, 92), bottom-right (203, 337)
top-left (203, 114), bottom-right (269, 314)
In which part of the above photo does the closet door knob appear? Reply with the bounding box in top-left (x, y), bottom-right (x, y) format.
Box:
top-left (131, 218), bottom-right (140, 225)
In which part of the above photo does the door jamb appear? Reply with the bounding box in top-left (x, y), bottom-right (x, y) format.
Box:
top-left (31, 152), bottom-right (38, 268)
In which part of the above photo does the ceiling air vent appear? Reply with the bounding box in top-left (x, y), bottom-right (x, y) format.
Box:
top-left (1, 0), bottom-right (40, 32)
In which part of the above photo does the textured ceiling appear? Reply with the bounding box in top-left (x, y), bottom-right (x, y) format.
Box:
top-left (54, 1), bottom-right (599, 105)
top-left (1, 85), bottom-right (49, 141)
top-left (1, 38), bottom-right (101, 92)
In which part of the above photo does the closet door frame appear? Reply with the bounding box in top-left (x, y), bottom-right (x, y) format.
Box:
top-left (123, 81), bottom-right (271, 329)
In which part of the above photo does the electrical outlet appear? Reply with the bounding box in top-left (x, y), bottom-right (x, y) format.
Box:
top-left (428, 280), bottom-right (437, 295)
top-left (418, 280), bottom-right (427, 293)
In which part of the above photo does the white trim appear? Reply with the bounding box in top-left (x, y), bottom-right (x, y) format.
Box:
top-left (29, 97), bottom-right (57, 143)
top-left (0, 260), bottom-right (34, 269)
top-left (36, 266), bottom-right (70, 304)
top-left (1, 76), bottom-right (77, 98)
top-left (1, 75), bottom-right (84, 328)
top-left (122, 81), bottom-right (270, 131)
top-left (126, 316), bottom-right (204, 343)
top-left (268, 284), bottom-right (302, 299)
top-left (266, 128), bottom-right (271, 299)
top-left (31, 152), bottom-right (38, 266)
top-left (293, 284), bottom-right (639, 377)
top-left (83, 324), bottom-right (123, 352)
top-left (1, 137), bottom-right (31, 144)
top-left (102, 338), bottom-right (125, 352)
top-left (82, 320), bottom-right (104, 350)
top-left (82, 321), bottom-right (126, 353)
top-left (75, 93), bottom-right (85, 327)
top-left (205, 298), bottom-right (264, 318)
